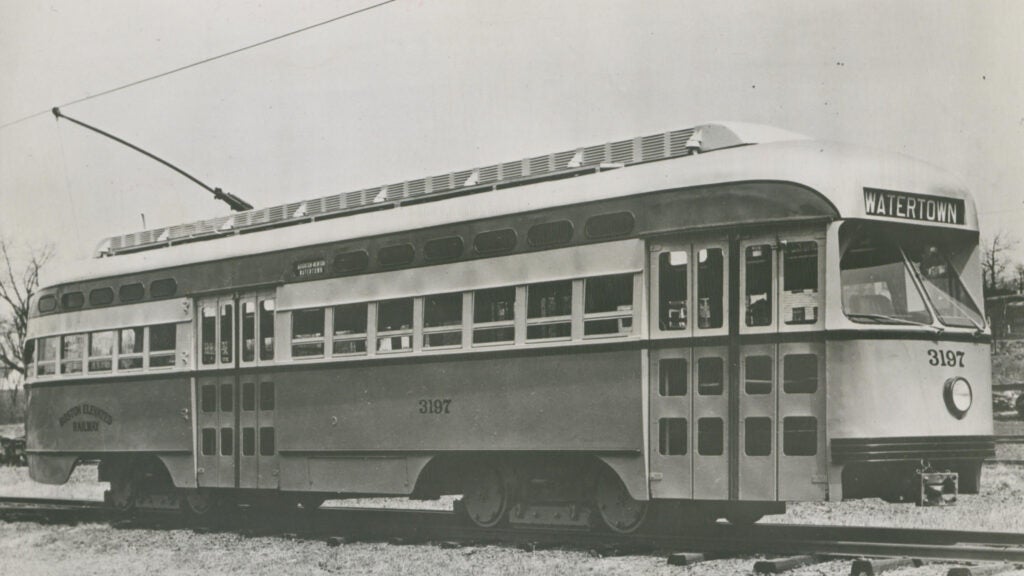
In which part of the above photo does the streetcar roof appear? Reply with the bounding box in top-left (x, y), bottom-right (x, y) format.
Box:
top-left (44, 123), bottom-right (976, 288)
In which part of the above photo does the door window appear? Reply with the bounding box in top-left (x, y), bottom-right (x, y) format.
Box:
top-left (697, 248), bottom-right (724, 329)
top-left (745, 244), bottom-right (773, 327)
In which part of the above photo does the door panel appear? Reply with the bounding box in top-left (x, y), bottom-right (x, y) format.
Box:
top-left (737, 343), bottom-right (777, 500)
top-left (692, 345), bottom-right (729, 500)
top-left (777, 341), bottom-right (827, 500)
top-left (195, 292), bottom-right (276, 490)
top-left (649, 348), bottom-right (692, 498)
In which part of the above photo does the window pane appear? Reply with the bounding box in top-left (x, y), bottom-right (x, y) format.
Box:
top-left (61, 334), bottom-right (85, 374)
top-left (242, 382), bottom-right (255, 411)
top-left (333, 339), bottom-right (367, 355)
top-left (119, 283), bottom-right (144, 302)
top-left (334, 303), bottom-right (367, 335)
top-left (474, 287), bottom-right (515, 323)
top-left (118, 356), bottom-right (143, 370)
top-left (61, 292), bottom-right (84, 309)
top-left (697, 357), bottom-right (724, 395)
top-left (744, 355), bottom-right (772, 395)
top-left (89, 331), bottom-right (114, 357)
top-left (201, 385), bottom-right (217, 413)
top-left (527, 281), bottom-right (571, 318)
top-left (697, 248), bottom-right (724, 329)
top-left (526, 323), bottom-right (571, 339)
top-left (89, 288), bottom-right (114, 306)
top-left (242, 428), bottom-right (256, 456)
top-left (220, 383), bottom-right (233, 412)
top-left (585, 212), bottom-right (634, 239)
top-left (585, 274), bottom-right (632, 314)
top-left (201, 306), bottom-right (216, 365)
top-left (783, 417), bottom-right (818, 456)
top-left (698, 418), bottom-right (724, 456)
top-left (259, 299), bottom-right (275, 360)
top-left (424, 236), bottom-right (464, 262)
top-left (259, 427), bottom-right (276, 456)
top-left (335, 250), bottom-right (369, 274)
top-left (659, 359), bottom-right (687, 396)
top-left (220, 428), bottom-right (233, 456)
top-left (150, 278), bottom-right (177, 298)
top-left (907, 242), bottom-right (985, 328)
top-left (377, 299), bottom-right (413, 332)
top-left (474, 229), bottom-right (517, 254)
top-left (378, 244), bottom-right (414, 267)
top-left (260, 381), bottom-right (275, 411)
top-left (658, 418), bottom-right (687, 456)
top-left (150, 323), bottom-right (176, 352)
top-left (425, 332), bottom-right (462, 348)
top-left (242, 301), bottom-right (256, 362)
top-left (201, 428), bottom-right (216, 456)
top-left (424, 293), bottom-right (462, 328)
top-left (119, 327), bottom-right (144, 355)
top-left (840, 224), bottom-right (932, 324)
top-left (659, 251), bottom-right (688, 330)
top-left (745, 244), bottom-right (773, 327)
top-left (784, 241), bottom-right (819, 324)
top-left (220, 303), bottom-right (234, 364)
top-left (473, 327), bottom-right (514, 345)
top-left (38, 337), bottom-right (58, 361)
top-left (527, 220), bottom-right (573, 247)
top-left (292, 308), bottom-right (325, 339)
top-left (745, 417), bottom-right (772, 456)
top-left (783, 354), bottom-right (818, 394)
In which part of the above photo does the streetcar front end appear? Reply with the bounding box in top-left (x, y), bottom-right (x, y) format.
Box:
top-left (825, 215), bottom-right (993, 504)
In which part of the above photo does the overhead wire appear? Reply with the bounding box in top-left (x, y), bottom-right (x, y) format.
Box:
top-left (0, 0), bottom-right (398, 131)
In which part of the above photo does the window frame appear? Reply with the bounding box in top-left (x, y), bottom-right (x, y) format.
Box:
top-left (421, 292), bottom-right (465, 350)
top-left (376, 298), bottom-right (414, 353)
top-left (290, 307), bottom-right (327, 359)
top-left (582, 273), bottom-right (637, 339)
top-left (471, 286), bottom-right (517, 347)
top-left (332, 302), bottom-right (369, 356)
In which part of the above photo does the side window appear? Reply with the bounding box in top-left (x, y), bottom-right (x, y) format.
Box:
top-left (377, 298), bottom-right (413, 352)
top-left (583, 273), bottom-right (634, 336)
top-left (201, 305), bottom-right (216, 365)
top-left (473, 287), bottom-right (515, 345)
top-left (659, 251), bottom-right (688, 330)
top-left (291, 308), bottom-right (325, 357)
top-left (745, 244), bottom-right (773, 327)
top-left (423, 293), bottom-right (463, 349)
top-left (61, 333), bottom-right (85, 374)
top-left (697, 248), bottom-right (724, 329)
top-left (88, 330), bottom-right (115, 372)
top-left (36, 337), bottom-right (58, 376)
top-left (333, 303), bottom-right (368, 355)
top-left (259, 299), bottom-right (275, 360)
top-left (219, 302), bottom-right (234, 364)
top-left (149, 323), bottom-right (177, 368)
top-left (783, 241), bottom-right (819, 325)
top-left (526, 280), bottom-right (572, 340)
top-left (659, 358), bottom-right (687, 396)
top-left (242, 301), bottom-right (256, 362)
top-left (118, 327), bottom-right (144, 370)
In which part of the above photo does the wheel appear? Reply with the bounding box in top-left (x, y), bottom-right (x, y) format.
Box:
top-left (460, 463), bottom-right (509, 528)
top-left (108, 470), bottom-right (137, 513)
top-left (594, 468), bottom-right (648, 534)
top-left (180, 489), bottom-right (218, 517)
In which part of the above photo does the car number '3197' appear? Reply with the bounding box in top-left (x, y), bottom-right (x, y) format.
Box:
top-left (419, 399), bottom-right (451, 414)
top-left (927, 349), bottom-right (964, 368)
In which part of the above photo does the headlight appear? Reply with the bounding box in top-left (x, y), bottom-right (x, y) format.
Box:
top-left (943, 377), bottom-right (972, 419)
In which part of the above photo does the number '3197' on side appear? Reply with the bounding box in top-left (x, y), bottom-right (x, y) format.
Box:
top-left (927, 349), bottom-right (964, 368)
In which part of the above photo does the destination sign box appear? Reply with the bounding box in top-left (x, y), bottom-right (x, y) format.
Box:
top-left (863, 188), bottom-right (965, 225)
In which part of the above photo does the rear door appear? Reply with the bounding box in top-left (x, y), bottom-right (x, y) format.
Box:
top-left (237, 293), bottom-right (279, 490)
top-left (196, 296), bottom-right (237, 488)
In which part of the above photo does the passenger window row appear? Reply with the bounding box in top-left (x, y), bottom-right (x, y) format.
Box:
top-left (37, 278), bottom-right (178, 313)
top-left (289, 273), bottom-right (637, 359)
top-left (28, 323), bottom-right (180, 377)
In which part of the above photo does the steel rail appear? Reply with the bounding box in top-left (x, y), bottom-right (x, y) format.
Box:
top-left (0, 498), bottom-right (1021, 563)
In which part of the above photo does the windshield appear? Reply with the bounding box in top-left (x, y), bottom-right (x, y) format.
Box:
top-left (839, 222), bottom-right (984, 328)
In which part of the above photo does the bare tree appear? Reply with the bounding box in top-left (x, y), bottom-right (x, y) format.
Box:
top-left (0, 238), bottom-right (54, 381)
top-left (981, 230), bottom-right (1017, 297)
top-left (1015, 263), bottom-right (1024, 295)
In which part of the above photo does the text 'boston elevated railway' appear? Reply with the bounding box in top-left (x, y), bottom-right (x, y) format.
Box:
top-left (24, 122), bottom-right (993, 531)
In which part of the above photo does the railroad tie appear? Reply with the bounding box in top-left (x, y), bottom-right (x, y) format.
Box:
top-left (666, 553), bottom-right (705, 566)
top-left (754, 555), bottom-right (823, 573)
top-left (850, 557), bottom-right (918, 576)
top-left (947, 564), bottom-right (1016, 576)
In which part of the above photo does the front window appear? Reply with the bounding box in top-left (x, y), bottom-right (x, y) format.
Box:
top-left (839, 222), bottom-right (983, 328)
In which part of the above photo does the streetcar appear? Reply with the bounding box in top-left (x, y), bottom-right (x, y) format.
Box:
top-left (23, 122), bottom-right (994, 531)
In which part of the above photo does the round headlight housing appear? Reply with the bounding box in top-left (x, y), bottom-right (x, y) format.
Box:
top-left (943, 377), bottom-right (972, 419)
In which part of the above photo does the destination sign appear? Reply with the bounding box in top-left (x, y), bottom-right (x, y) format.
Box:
top-left (863, 188), bottom-right (965, 225)
top-left (294, 258), bottom-right (327, 278)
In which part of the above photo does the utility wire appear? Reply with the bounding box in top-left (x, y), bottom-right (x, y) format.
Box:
top-left (0, 0), bottom-right (397, 130)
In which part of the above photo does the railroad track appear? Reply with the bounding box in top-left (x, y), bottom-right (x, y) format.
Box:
top-left (1, 496), bottom-right (1022, 573)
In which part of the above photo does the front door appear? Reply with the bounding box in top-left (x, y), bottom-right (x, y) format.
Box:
top-left (649, 228), bottom-right (826, 502)
top-left (195, 292), bottom-right (277, 489)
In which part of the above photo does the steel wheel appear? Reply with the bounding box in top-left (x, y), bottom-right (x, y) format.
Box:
top-left (460, 464), bottom-right (508, 528)
top-left (594, 469), bottom-right (648, 534)
top-left (181, 489), bottom-right (217, 517)
top-left (108, 472), bottom-right (136, 513)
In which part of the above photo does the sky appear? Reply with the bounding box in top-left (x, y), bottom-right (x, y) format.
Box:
top-left (0, 0), bottom-right (1022, 273)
